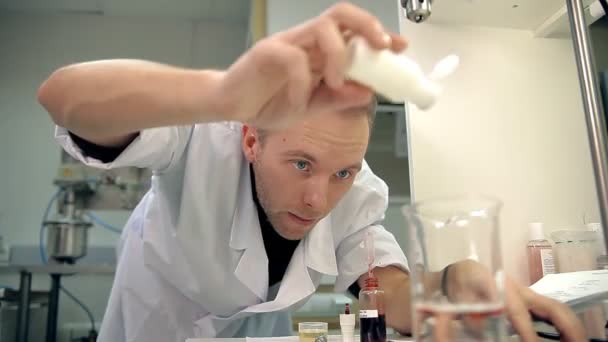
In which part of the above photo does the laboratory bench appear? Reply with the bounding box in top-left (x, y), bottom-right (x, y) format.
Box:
top-left (0, 246), bottom-right (116, 342)
top-left (3, 247), bottom-right (595, 342)
top-left (185, 335), bottom-right (557, 342)
top-left (187, 336), bottom-right (413, 342)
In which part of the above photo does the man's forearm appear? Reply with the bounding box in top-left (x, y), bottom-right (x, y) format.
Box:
top-left (38, 60), bottom-right (227, 147)
top-left (370, 266), bottom-right (413, 334)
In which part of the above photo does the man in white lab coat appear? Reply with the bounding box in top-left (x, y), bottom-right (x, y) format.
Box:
top-left (38, 3), bottom-right (585, 342)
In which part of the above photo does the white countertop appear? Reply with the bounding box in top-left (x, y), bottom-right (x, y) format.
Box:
top-left (186, 335), bottom-right (413, 342)
top-left (0, 263), bottom-right (115, 274)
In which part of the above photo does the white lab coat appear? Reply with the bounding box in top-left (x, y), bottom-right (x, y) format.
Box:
top-left (55, 122), bottom-right (408, 342)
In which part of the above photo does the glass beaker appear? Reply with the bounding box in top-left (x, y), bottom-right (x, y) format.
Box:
top-left (402, 195), bottom-right (507, 341)
top-left (550, 229), bottom-right (600, 272)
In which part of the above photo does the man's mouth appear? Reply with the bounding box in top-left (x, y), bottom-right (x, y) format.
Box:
top-left (288, 212), bottom-right (316, 225)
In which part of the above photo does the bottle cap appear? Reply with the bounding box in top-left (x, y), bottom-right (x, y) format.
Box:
top-left (529, 222), bottom-right (545, 241)
top-left (364, 275), bottom-right (379, 288)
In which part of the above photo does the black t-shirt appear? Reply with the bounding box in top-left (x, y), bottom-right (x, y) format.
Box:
top-left (249, 165), bottom-right (300, 286)
top-left (250, 165), bottom-right (360, 295)
top-left (69, 131), bottom-right (360, 295)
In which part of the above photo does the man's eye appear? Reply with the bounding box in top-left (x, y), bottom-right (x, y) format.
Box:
top-left (336, 170), bottom-right (351, 179)
top-left (292, 160), bottom-right (309, 171)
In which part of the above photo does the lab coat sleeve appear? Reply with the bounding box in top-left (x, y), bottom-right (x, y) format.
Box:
top-left (332, 162), bottom-right (409, 293)
top-left (54, 125), bottom-right (192, 172)
top-left (334, 224), bottom-right (409, 293)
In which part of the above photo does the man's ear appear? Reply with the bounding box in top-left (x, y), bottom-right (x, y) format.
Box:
top-left (241, 125), bottom-right (259, 163)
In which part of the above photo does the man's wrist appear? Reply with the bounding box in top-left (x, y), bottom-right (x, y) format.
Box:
top-left (193, 70), bottom-right (233, 123)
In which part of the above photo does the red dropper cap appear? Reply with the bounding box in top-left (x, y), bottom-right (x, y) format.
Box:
top-left (364, 275), bottom-right (379, 288)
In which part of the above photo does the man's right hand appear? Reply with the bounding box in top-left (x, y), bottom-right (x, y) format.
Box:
top-left (215, 2), bottom-right (407, 130)
top-left (39, 2), bottom-right (406, 145)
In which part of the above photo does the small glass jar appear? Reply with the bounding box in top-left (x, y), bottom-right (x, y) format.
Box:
top-left (298, 322), bottom-right (328, 342)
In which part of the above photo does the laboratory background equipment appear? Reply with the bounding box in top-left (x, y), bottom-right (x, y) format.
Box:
top-left (567, 0), bottom-right (608, 259)
top-left (551, 229), bottom-right (601, 273)
top-left (43, 150), bottom-right (150, 264)
top-left (527, 222), bottom-right (555, 285)
top-left (9, 150), bottom-right (151, 342)
top-left (400, 0), bottom-right (432, 24)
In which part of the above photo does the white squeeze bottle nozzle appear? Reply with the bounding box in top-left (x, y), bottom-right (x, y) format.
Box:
top-left (345, 36), bottom-right (459, 110)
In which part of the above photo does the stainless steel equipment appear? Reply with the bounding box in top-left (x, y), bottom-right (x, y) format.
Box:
top-left (401, 0), bottom-right (432, 23)
top-left (32, 152), bottom-right (151, 342)
top-left (41, 152), bottom-right (150, 264)
top-left (43, 187), bottom-right (92, 263)
top-left (566, 0), bottom-right (608, 254)
top-left (45, 218), bottom-right (91, 263)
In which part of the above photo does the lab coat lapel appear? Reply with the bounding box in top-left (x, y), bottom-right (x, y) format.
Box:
top-left (229, 163), bottom-right (268, 301)
top-left (304, 216), bottom-right (338, 276)
top-left (239, 216), bottom-right (339, 313)
top-left (232, 242), bottom-right (315, 314)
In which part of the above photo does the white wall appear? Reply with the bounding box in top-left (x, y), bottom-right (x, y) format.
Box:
top-left (400, 19), bottom-right (600, 283)
top-left (0, 11), bottom-right (246, 339)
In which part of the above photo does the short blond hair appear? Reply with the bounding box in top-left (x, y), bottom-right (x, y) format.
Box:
top-left (258, 95), bottom-right (377, 142)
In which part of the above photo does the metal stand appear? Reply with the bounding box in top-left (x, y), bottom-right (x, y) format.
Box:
top-left (15, 271), bottom-right (32, 342)
top-left (566, 0), bottom-right (608, 250)
top-left (45, 274), bottom-right (62, 342)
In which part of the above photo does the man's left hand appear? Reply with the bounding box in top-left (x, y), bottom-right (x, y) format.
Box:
top-left (503, 276), bottom-right (585, 342)
top-left (447, 260), bottom-right (586, 341)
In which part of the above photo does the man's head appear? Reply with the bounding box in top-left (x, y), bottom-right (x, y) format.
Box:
top-left (242, 99), bottom-right (376, 240)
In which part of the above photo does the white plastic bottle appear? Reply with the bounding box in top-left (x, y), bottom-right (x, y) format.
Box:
top-left (527, 222), bottom-right (555, 285)
top-left (345, 36), bottom-right (458, 110)
top-left (339, 303), bottom-right (355, 342)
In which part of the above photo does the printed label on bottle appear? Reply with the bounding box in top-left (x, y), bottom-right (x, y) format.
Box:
top-left (540, 249), bottom-right (555, 275)
top-left (359, 309), bottom-right (379, 318)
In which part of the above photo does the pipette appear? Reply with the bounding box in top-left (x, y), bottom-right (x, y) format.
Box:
top-left (365, 230), bottom-right (375, 278)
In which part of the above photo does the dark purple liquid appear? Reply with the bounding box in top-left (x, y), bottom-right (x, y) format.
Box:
top-left (360, 314), bottom-right (387, 342)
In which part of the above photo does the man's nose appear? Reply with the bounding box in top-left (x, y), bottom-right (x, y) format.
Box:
top-left (303, 176), bottom-right (328, 213)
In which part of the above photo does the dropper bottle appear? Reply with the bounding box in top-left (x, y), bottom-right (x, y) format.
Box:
top-left (359, 272), bottom-right (387, 342)
top-left (359, 231), bottom-right (387, 342)
top-left (340, 303), bottom-right (355, 342)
